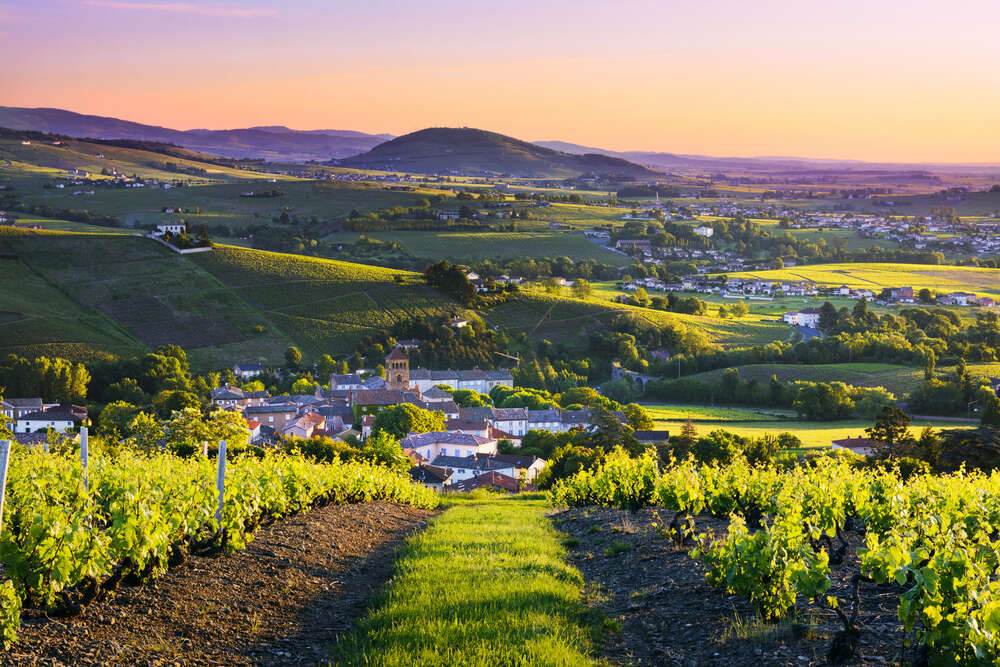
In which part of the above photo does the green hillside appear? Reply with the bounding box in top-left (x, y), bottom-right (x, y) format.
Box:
top-left (0, 229), bottom-right (794, 371)
top-left (0, 230), bottom-right (461, 368)
top-left (340, 127), bottom-right (656, 177)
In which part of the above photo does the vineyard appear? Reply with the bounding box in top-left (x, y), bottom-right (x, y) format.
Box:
top-left (0, 442), bottom-right (438, 649)
top-left (549, 450), bottom-right (1000, 664)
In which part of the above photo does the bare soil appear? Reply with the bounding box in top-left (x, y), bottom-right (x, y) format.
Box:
top-left (553, 507), bottom-right (915, 666)
top-left (5, 501), bottom-right (434, 666)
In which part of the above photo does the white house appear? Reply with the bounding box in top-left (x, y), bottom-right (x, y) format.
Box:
top-left (15, 406), bottom-right (87, 434)
top-left (429, 454), bottom-right (516, 484)
top-left (153, 223), bottom-right (186, 237)
top-left (693, 226), bottom-right (715, 237)
top-left (233, 362), bottom-right (264, 379)
top-left (831, 437), bottom-right (877, 456)
top-left (1, 398), bottom-right (44, 420)
top-left (783, 309), bottom-right (822, 328)
top-left (399, 432), bottom-right (498, 461)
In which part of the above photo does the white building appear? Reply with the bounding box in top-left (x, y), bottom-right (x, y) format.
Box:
top-left (693, 226), bottom-right (715, 237)
top-left (783, 309), bottom-right (821, 328)
top-left (399, 432), bottom-right (498, 460)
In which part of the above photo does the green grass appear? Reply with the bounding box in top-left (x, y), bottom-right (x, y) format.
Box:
top-left (332, 230), bottom-right (630, 265)
top-left (686, 363), bottom-right (928, 397)
top-left (483, 287), bottom-right (791, 350)
top-left (653, 417), bottom-right (971, 449)
top-left (640, 403), bottom-right (796, 423)
top-left (0, 229), bottom-right (455, 367)
top-left (332, 494), bottom-right (603, 666)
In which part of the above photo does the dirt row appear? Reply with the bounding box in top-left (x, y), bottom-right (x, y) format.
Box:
top-left (552, 507), bottom-right (914, 666)
top-left (5, 502), bottom-right (434, 666)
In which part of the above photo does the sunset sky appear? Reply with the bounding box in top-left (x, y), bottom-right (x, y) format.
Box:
top-left (2, 0), bottom-right (999, 163)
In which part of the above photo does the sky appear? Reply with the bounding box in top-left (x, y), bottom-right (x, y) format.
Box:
top-left (2, 0), bottom-right (999, 163)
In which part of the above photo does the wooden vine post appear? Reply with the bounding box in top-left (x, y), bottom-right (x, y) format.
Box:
top-left (0, 440), bottom-right (10, 536)
top-left (215, 440), bottom-right (227, 529)
top-left (80, 426), bottom-right (89, 490)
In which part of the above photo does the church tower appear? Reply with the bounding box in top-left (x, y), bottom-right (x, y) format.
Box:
top-left (385, 345), bottom-right (410, 391)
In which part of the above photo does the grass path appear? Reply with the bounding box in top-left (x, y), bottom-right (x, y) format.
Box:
top-left (332, 493), bottom-right (604, 666)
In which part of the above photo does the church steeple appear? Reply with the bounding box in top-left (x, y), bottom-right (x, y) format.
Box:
top-left (385, 345), bottom-right (410, 391)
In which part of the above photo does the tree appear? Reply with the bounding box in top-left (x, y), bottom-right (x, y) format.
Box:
top-left (818, 301), bottom-right (840, 331)
top-left (586, 405), bottom-right (640, 455)
top-left (335, 359), bottom-right (350, 375)
top-left (571, 279), bottom-right (593, 299)
top-left (285, 345), bottom-right (302, 370)
top-left (424, 260), bottom-right (475, 304)
top-left (717, 304), bottom-right (730, 319)
top-left (692, 430), bottom-right (747, 465)
top-left (866, 406), bottom-right (912, 457)
top-left (348, 351), bottom-right (364, 372)
top-left (624, 403), bottom-right (655, 430)
top-left (151, 389), bottom-right (200, 419)
top-left (602, 377), bottom-right (640, 403)
top-left (360, 431), bottom-right (411, 472)
top-left (451, 389), bottom-right (489, 407)
top-left (534, 444), bottom-right (604, 489)
top-left (291, 378), bottom-right (318, 394)
top-left (979, 388), bottom-right (1000, 428)
top-left (730, 300), bottom-right (749, 318)
top-left (98, 401), bottom-right (142, 440)
top-left (371, 403), bottom-right (446, 439)
top-left (317, 354), bottom-right (337, 378)
top-left (852, 297), bottom-right (869, 321)
top-left (793, 382), bottom-right (853, 420)
top-left (125, 412), bottom-right (162, 453)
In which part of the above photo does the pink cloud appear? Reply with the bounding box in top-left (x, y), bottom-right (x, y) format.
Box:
top-left (84, 1), bottom-right (276, 18)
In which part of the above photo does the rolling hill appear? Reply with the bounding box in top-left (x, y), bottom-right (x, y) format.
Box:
top-left (0, 106), bottom-right (393, 161)
top-left (339, 127), bottom-right (658, 177)
top-left (0, 229), bottom-right (774, 371)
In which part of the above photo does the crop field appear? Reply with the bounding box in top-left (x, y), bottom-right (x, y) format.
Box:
top-left (0, 137), bottom-right (292, 183)
top-left (0, 230), bottom-right (460, 366)
top-left (639, 403), bottom-right (796, 423)
top-left (7, 178), bottom-right (431, 231)
top-left (0, 229), bottom-right (289, 367)
top-left (332, 230), bottom-right (630, 265)
top-left (650, 414), bottom-right (971, 449)
top-left (3, 216), bottom-right (136, 235)
top-left (725, 263), bottom-right (1000, 298)
top-left (480, 287), bottom-right (791, 349)
top-left (193, 245), bottom-right (453, 356)
top-left (686, 362), bottom-right (928, 396)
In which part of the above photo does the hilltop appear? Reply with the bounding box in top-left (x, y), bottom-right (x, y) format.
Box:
top-left (0, 106), bottom-right (392, 161)
top-left (339, 127), bottom-right (658, 177)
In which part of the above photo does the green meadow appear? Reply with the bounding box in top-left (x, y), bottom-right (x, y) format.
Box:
top-left (332, 494), bottom-right (603, 666)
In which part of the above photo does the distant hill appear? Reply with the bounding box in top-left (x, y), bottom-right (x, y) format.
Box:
top-left (339, 127), bottom-right (658, 177)
top-left (533, 140), bottom-right (1000, 176)
top-left (0, 106), bottom-right (393, 161)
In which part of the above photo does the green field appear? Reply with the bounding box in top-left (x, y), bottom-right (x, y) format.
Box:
top-left (0, 229), bottom-right (788, 369)
top-left (0, 229), bottom-right (458, 367)
top-left (687, 363), bottom-right (926, 396)
top-left (651, 415), bottom-right (971, 449)
top-left (640, 403), bottom-right (796, 423)
top-left (724, 263), bottom-right (1000, 299)
top-left (332, 230), bottom-right (630, 265)
top-left (333, 494), bottom-right (601, 665)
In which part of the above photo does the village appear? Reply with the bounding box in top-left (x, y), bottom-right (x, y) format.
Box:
top-left (0, 346), bottom-right (646, 496)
